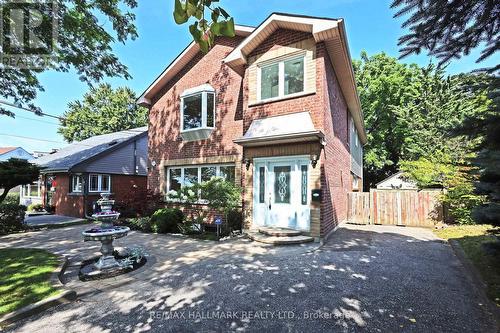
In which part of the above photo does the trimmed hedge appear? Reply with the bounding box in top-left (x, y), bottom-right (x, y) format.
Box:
top-left (0, 204), bottom-right (26, 235)
top-left (150, 208), bottom-right (183, 234)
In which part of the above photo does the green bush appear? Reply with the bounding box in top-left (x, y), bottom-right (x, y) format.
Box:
top-left (0, 203), bottom-right (26, 235)
top-left (150, 208), bottom-right (183, 234)
top-left (3, 193), bottom-right (19, 205)
top-left (27, 203), bottom-right (44, 212)
top-left (127, 217), bottom-right (152, 232)
top-left (227, 209), bottom-right (243, 232)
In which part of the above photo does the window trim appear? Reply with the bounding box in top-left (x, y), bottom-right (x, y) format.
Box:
top-left (166, 164), bottom-right (236, 193)
top-left (88, 174), bottom-right (111, 193)
top-left (180, 85), bottom-right (216, 133)
top-left (71, 174), bottom-right (83, 193)
top-left (257, 53), bottom-right (306, 103)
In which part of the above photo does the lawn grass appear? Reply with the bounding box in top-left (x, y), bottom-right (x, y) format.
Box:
top-left (0, 248), bottom-right (60, 316)
top-left (434, 225), bottom-right (500, 306)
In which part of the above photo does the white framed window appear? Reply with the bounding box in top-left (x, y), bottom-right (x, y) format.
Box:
top-left (166, 164), bottom-right (236, 192)
top-left (89, 174), bottom-right (111, 193)
top-left (71, 175), bottom-right (83, 193)
top-left (180, 84), bottom-right (215, 132)
top-left (352, 174), bottom-right (359, 190)
top-left (258, 54), bottom-right (305, 101)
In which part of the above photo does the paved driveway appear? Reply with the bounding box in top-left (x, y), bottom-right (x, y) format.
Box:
top-left (1, 224), bottom-right (497, 332)
top-left (24, 214), bottom-right (87, 227)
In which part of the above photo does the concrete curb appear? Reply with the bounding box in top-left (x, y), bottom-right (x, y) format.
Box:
top-left (27, 219), bottom-right (89, 230)
top-left (0, 255), bottom-right (77, 328)
top-left (448, 239), bottom-right (500, 328)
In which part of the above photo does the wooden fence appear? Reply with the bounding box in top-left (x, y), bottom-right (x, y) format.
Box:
top-left (347, 189), bottom-right (443, 227)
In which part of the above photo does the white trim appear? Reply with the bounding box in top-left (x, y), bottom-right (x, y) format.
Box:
top-left (166, 164), bottom-right (236, 193)
top-left (71, 174), bottom-right (83, 193)
top-left (180, 89), bottom-right (216, 133)
top-left (257, 54), bottom-right (306, 102)
top-left (88, 174), bottom-right (111, 193)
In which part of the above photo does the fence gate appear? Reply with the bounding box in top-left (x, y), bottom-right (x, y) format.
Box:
top-left (347, 189), bottom-right (443, 227)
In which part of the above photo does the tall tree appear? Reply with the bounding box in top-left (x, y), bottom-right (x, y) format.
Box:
top-left (354, 52), bottom-right (490, 188)
top-left (0, 0), bottom-right (139, 118)
top-left (58, 83), bottom-right (147, 142)
top-left (392, 0), bottom-right (500, 225)
top-left (391, 0), bottom-right (499, 71)
top-left (0, 159), bottom-right (41, 203)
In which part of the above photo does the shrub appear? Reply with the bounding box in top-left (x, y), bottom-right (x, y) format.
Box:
top-left (27, 203), bottom-right (44, 212)
top-left (115, 189), bottom-right (164, 218)
top-left (127, 217), bottom-right (152, 232)
top-left (227, 209), bottom-right (243, 232)
top-left (150, 208), bottom-right (183, 234)
top-left (44, 205), bottom-right (55, 214)
top-left (0, 203), bottom-right (26, 235)
top-left (3, 193), bottom-right (19, 205)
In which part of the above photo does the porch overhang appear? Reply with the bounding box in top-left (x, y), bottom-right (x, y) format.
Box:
top-left (233, 111), bottom-right (325, 147)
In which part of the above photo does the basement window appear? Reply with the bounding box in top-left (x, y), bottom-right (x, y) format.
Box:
top-left (180, 84), bottom-right (215, 141)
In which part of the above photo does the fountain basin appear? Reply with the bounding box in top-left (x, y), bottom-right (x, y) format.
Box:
top-left (82, 226), bottom-right (130, 241)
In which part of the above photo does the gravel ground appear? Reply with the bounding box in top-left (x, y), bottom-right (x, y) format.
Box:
top-left (1, 223), bottom-right (497, 332)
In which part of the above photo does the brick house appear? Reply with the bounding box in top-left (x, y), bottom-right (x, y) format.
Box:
top-left (139, 13), bottom-right (366, 242)
top-left (32, 127), bottom-right (148, 218)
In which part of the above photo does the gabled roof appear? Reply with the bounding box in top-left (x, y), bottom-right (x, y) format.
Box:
top-left (137, 25), bottom-right (254, 106)
top-left (0, 147), bottom-right (17, 155)
top-left (34, 127), bottom-right (147, 173)
top-left (224, 13), bottom-right (366, 144)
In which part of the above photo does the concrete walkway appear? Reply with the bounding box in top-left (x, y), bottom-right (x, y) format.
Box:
top-left (24, 214), bottom-right (87, 227)
top-left (0, 224), bottom-right (497, 332)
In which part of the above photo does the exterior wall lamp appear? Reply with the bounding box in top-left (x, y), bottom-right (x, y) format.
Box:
top-left (244, 158), bottom-right (252, 170)
top-left (310, 154), bottom-right (319, 168)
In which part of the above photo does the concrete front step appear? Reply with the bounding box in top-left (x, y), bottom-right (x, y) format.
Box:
top-left (248, 232), bottom-right (314, 245)
top-left (258, 227), bottom-right (302, 237)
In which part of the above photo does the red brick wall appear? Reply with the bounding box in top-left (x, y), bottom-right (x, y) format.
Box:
top-left (46, 173), bottom-right (146, 218)
top-left (318, 43), bottom-right (352, 236)
top-left (148, 36), bottom-right (246, 193)
top-left (147, 29), bottom-right (354, 238)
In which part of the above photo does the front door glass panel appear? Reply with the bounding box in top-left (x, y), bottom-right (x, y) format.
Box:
top-left (273, 166), bottom-right (291, 204)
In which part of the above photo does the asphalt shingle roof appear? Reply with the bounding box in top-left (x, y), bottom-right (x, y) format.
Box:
top-left (34, 127), bottom-right (147, 172)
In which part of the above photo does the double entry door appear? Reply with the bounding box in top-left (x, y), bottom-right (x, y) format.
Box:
top-left (253, 156), bottom-right (310, 231)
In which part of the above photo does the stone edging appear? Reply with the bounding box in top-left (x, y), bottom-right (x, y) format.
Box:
top-left (0, 255), bottom-right (77, 328)
top-left (448, 239), bottom-right (500, 328)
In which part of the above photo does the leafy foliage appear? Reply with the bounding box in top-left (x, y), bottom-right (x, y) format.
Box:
top-left (173, 0), bottom-right (235, 53)
top-left (126, 217), bottom-right (152, 232)
top-left (58, 83), bottom-right (147, 142)
top-left (0, 203), bottom-right (26, 235)
top-left (391, 0), bottom-right (499, 71)
top-left (0, 159), bottom-right (41, 203)
top-left (27, 203), bottom-right (45, 212)
top-left (0, 0), bottom-right (139, 117)
top-left (401, 153), bottom-right (486, 224)
top-left (354, 52), bottom-right (491, 188)
top-left (150, 208), bottom-right (184, 234)
top-left (453, 76), bottom-right (500, 226)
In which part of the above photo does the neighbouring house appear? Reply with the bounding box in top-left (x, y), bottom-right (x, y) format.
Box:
top-left (24, 127), bottom-right (148, 217)
top-left (376, 171), bottom-right (418, 190)
top-left (0, 147), bottom-right (32, 161)
top-left (0, 147), bottom-right (34, 201)
top-left (139, 13), bottom-right (367, 242)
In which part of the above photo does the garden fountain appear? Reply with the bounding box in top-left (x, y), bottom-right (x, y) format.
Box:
top-left (82, 193), bottom-right (130, 271)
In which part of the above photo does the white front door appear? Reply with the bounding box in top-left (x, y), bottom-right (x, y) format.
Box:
top-left (253, 157), bottom-right (310, 231)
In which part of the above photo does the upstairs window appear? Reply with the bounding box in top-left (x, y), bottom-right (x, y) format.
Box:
top-left (181, 84), bottom-right (215, 132)
top-left (259, 55), bottom-right (305, 101)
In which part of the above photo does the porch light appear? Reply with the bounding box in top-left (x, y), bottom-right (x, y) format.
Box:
top-left (310, 154), bottom-right (319, 168)
top-left (244, 158), bottom-right (251, 170)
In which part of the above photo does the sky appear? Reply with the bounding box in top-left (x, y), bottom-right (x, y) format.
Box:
top-left (1, 0), bottom-right (498, 153)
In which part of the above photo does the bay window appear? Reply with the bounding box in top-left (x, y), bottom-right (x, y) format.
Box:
top-left (89, 174), bottom-right (111, 193)
top-left (180, 84), bottom-right (216, 132)
top-left (259, 55), bottom-right (305, 101)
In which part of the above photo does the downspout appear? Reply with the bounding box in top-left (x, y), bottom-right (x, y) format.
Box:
top-left (133, 139), bottom-right (138, 175)
top-left (82, 173), bottom-right (93, 219)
